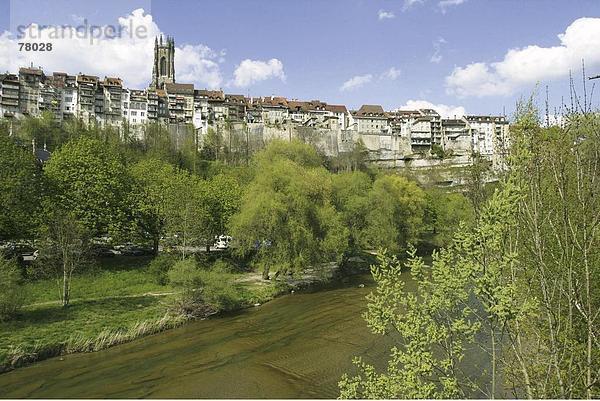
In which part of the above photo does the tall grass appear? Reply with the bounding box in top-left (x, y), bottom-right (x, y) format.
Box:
top-left (1, 313), bottom-right (187, 373)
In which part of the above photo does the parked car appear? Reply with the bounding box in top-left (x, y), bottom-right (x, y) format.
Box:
top-left (213, 235), bottom-right (232, 250)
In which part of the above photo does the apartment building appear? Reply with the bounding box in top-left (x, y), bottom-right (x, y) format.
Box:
top-left (351, 105), bottom-right (389, 133)
top-left (164, 83), bottom-right (194, 124)
top-left (19, 66), bottom-right (44, 115)
top-left (0, 35), bottom-right (511, 166)
top-left (0, 73), bottom-right (20, 118)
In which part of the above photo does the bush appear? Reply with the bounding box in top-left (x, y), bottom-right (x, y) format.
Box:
top-left (211, 258), bottom-right (238, 273)
top-left (0, 257), bottom-right (26, 321)
top-left (147, 254), bottom-right (177, 285)
top-left (168, 258), bottom-right (242, 317)
top-left (167, 258), bottom-right (203, 288)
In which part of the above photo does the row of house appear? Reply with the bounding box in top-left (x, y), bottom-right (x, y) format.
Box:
top-left (1, 65), bottom-right (509, 159)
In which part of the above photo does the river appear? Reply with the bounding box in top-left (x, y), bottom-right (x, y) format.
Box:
top-left (0, 274), bottom-right (405, 398)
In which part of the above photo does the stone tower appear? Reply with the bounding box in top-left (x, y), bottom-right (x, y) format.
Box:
top-left (151, 35), bottom-right (175, 89)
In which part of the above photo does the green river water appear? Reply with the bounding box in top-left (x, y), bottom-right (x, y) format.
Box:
top-left (0, 274), bottom-right (403, 399)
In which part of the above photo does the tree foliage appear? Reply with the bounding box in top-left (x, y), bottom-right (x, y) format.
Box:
top-left (43, 136), bottom-right (131, 237)
top-left (0, 134), bottom-right (42, 241)
top-left (361, 175), bottom-right (427, 253)
top-left (341, 107), bottom-right (600, 399)
top-left (230, 141), bottom-right (348, 278)
top-left (0, 256), bottom-right (26, 320)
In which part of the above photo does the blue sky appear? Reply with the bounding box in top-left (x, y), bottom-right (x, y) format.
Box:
top-left (2, 0), bottom-right (600, 117)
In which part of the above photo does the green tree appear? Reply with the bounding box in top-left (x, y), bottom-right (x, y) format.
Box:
top-left (0, 134), bottom-right (42, 241)
top-left (197, 174), bottom-right (242, 252)
top-left (361, 175), bottom-right (427, 253)
top-left (44, 136), bottom-right (131, 237)
top-left (168, 258), bottom-right (240, 317)
top-left (200, 127), bottom-right (224, 162)
top-left (341, 108), bottom-right (600, 399)
top-left (254, 138), bottom-right (323, 168)
top-left (0, 256), bottom-right (26, 320)
top-left (331, 171), bottom-right (372, 253)
top-left (162, 171), bottom-right (207, 259)
top-left (423, 188), bottom-right (475, 247)
top-left (501, 108), bottom-right (600, 398)
top-left (464, 152), bottom-right (493, 217)
top-left (37, 211), bottom-right (91, 307)
top-left (230, 142), bottom-right (348, 279)
top-left (16, 111), bottom-right (63, 151)
top-left (340, 181), bottom-right (524, 399)
top-left (130, 158), bottom-right (179, 254)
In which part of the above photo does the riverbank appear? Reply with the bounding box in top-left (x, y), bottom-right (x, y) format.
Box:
top-left (0, 254), bottom-right (373, 374)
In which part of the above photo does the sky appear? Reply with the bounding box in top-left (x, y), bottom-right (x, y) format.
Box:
top-left (1, 0), bottom-right (600, 118)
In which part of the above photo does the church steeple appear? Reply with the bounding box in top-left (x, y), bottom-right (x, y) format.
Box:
top-left (151, 35), bottom-right (175, 89)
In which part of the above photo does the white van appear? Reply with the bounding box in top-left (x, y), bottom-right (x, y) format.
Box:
top-left (214, 235), bottom-right (232, 250)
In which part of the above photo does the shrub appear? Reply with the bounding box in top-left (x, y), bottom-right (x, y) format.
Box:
top-left (147, 254), bottom-right (177, 285)
top-left (211, 258), bottom-right (238, 273)
top-left (167, 258), bottom-right (202, 289)
top-left (168, 258), bottom-right (242, 317)
top-left (0, 257), bottom-right (26, 321)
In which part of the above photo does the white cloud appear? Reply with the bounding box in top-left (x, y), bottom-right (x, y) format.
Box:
top-left (430, 37), bottom-right (446, 63)
top-left (446, 17), bottom-right (600, 97)
top-left (176, 44), bottom-right (223, 89)
top-left (340, 74), bottom-right (373, 91)
top-left (0, 8), bottom-right (224, 89)
top-left (398, 99), bottom-right (466, 118)
top-left (231, 58), bottom-right (285, 88)
top-left (378, 10), bottom-right (395, 20)
top-left (438, 0), bottom-right (467, 13)
top-left (403, 0), bottom-right (425, 11)
top-left (381, 67), bottom-right (401, 80)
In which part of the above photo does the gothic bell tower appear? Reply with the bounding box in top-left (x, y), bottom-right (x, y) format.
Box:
top-left (151, 35), bottom-right (175, 89)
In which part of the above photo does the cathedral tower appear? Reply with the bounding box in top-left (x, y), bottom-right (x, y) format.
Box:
top-left (151, 35), bottom-right (175, 89)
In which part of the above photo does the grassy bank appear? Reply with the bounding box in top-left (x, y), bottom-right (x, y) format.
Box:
top-left (0, 256), bottom-right (287, 374)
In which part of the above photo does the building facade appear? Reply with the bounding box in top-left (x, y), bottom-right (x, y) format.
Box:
top-left (0, 35), bottom-right (511, 168)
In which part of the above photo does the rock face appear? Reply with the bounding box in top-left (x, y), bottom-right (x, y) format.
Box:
top-left (209, 121), bottom-right (504, 180)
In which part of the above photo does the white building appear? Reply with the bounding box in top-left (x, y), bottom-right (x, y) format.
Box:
top-left (466, 115), bottom-right (509, 157)
top-left (122, 89), bottom-right (149, 126)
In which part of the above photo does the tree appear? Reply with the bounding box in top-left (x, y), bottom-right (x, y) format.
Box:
top-left (340, 181), bottom-right (525, 399)
top-left (162, 170), bottom-right (208, 259)
top-left (361, 175), bottom-right (427, 253)
top-left (423, 188), bottom-right (475, 247)
top-left (197, 174), bottom-right (242, 252)
top-left (200, 127), bottom-right (224, 162)
top-left (0, 256), bottom-right (26, 320)
top-left (37, 211), bottom-right (91, 307)
top-left (43, 136), bottom-right (131, 237)
top-left (230, 142), bottom-right (348, 279)
top-left (341, 107), bottom-right (600, 399)
top-left (502, 108), bottom-right (600, 398)
top-left (0, 134), bottom-right (42, 241)
top-left (168, 258), bottom-right (240, 317)
top-left (464, 152), bottom-right (493, 217)
top-left (253, 138), bottom-right (323, 168)
top-left (130, 158), bottom-right (179, 254)
top-left (331, 171), bottom-right (372, 253)
top-left (16, 111), bottom-right (63, 151)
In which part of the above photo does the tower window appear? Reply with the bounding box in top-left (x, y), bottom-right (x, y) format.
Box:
top-left (160, 56), bottom-right (167, 76)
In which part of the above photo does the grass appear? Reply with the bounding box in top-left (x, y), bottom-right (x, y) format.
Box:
top-left (25, 256), bottom-right (171, 305)
top-left (0, 255), bottom-right (288, 374)
top-left (0, 295), bottom-right (175, 372)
